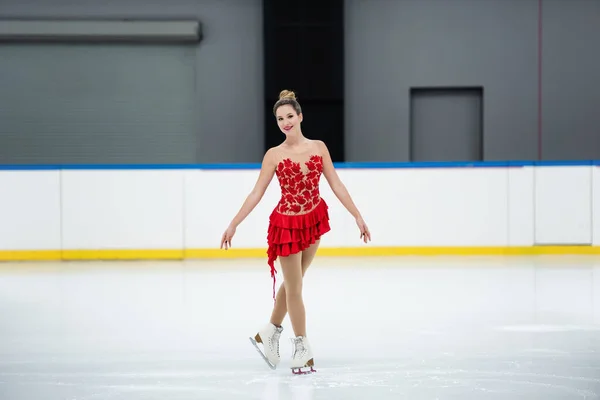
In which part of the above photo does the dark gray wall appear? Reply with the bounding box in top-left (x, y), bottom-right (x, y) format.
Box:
top-left (1, 0), bottom-right (598, 164)
top-left (541, 0), bottom-right (600, 160)
top-left (345, 0), bottom-right (600, 162)
top-left (0, 0), bottom-right (264, 164)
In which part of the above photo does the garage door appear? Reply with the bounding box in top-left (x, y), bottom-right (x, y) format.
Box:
top-left (0, 43), bottom-right (198, 164)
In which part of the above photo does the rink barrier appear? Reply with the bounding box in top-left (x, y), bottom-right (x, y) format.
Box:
top-left (0, 160), bottom-right (598, 261)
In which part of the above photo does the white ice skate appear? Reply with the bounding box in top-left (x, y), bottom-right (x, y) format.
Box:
top-left (249, 323), bottom-right (283, 370)
top-left (290, 336), bottom-right (316, 374)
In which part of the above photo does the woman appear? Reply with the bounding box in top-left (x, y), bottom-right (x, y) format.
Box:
top-left (220, 90), bottom-right (371, 374)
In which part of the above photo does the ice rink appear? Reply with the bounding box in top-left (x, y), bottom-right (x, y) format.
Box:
top-left (1, 255), bottom-right (599, 399)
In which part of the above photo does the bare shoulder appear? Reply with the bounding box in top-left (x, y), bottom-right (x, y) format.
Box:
top-left (311, 140), bottom-right (331, 158)
top-left (309, 139), bottom-right (328, 153)
top-left (262, 146), bottom-right (280, 167)
top-left (266, 145), bottom-right (283, 157)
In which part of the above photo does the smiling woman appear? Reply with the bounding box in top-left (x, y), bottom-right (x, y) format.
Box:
top-left (220, 89), bottom-right (371, 375)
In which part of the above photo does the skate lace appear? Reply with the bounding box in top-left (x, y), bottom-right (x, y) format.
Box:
top-left (291, 337), bottom-right (306, 358)
top-left (272, 330), bottom-right (282, 357)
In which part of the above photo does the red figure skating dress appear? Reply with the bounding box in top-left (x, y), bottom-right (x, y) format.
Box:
top-left (266, 154), bottom-right (331, 298)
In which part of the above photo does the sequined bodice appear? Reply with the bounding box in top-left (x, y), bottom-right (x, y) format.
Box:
top-left (275, 154), bottom-right (323, 215)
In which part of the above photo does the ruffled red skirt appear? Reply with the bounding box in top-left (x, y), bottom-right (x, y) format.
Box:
top-left (266, 198), bottom-right (331, 299)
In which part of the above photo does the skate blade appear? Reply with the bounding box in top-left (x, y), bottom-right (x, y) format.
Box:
top-left (249, 337), bottom-right (276, 370)
top-left (291, 366), bottom-right (316, 375)
top-left (291, 357), bottom-right (316, 375)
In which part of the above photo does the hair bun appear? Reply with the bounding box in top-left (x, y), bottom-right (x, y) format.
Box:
top-left (279, 90), bottom-right (296, 100)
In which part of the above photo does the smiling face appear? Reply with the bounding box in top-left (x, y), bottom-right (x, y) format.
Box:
top-left (275, 104), bottom-right (303, 135)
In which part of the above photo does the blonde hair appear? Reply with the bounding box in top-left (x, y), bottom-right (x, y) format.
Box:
top-left (273, 89), bottom-right (302, 116)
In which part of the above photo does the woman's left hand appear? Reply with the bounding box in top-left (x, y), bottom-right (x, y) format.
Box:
top-left (356, 217), bottom-right (371, 243)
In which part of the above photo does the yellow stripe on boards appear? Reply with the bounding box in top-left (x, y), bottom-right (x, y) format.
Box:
top-left (184, 248), bottom-right (266, 258)
top-left (0, 246), bottom-right (598, 261)
top-left (61, 249), bottom-right (184, 260)
top-left (0, 250), bottom-right (62, 261)
top-left (187, 246), bottom-right (600, 257)
top-left (314, 246), bottom-right (600, 256)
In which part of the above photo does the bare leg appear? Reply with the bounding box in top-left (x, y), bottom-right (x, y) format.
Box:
top-left (270, 240), bottom-right (320, 327)
top-left (300, 240), bottom-right (320, 272)
top-left (276, 251), bottom-right (305, 336)
top-left (253, 243), bottom-right (321, 369)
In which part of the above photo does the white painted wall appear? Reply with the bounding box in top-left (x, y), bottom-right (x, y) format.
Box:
top-left (0, 165), bottom-right (598, 253)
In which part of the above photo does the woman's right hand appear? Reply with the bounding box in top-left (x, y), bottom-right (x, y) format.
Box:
top-left (220, 225), bottom-right (236, 250)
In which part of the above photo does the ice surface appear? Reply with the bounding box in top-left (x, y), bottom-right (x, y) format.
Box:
top-left (1, 255), bottom-right (599, 399)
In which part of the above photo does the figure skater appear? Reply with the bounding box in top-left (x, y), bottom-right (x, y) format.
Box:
top-left (220, 90), bottom-right (371, 374)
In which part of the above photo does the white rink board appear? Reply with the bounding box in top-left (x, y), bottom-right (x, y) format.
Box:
top-left (0, 170), bottom-right (61, 250)
top-left (0, 164), bottom-right (597, 252)
top-left (508, 166), bottom-right (535, 246)
top-left (594, 166), bottom-right (600, 246)
top-left (534, 166), bottom-right (593, 245)
top-left (61, 170), bottom-right (185, 250)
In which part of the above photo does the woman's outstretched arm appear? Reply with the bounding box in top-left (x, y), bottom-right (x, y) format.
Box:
top-left (221, 148), bottom-right (277, 249)
top-left (318, 141), bottom-right (371, 242)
